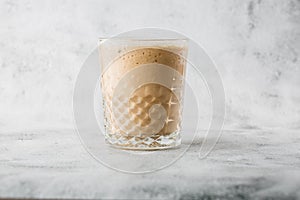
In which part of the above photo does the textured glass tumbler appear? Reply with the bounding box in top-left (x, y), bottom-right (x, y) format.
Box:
top-left (99, 38), bottom-right (188, 150)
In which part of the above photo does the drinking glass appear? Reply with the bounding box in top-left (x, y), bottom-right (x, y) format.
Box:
top-left (98, 38), bottom-right (188, 150)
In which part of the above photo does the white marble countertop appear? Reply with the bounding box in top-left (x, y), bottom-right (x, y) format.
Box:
top-left (0, 0), bottom-right (299, 199)
top-left (0, 129), bottom-right (299, 199)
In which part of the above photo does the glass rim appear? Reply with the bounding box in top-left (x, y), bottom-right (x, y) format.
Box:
top-left (98, 37), bottom-right (189, 42)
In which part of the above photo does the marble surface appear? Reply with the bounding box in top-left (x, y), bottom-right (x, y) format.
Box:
top-left (0, 0), bottom-right (300, 199)
top-left (0, 129), bottom-right (300, 199)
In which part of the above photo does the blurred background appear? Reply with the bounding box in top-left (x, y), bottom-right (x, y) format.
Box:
top-left (0, 0), bottom-right (299, 131)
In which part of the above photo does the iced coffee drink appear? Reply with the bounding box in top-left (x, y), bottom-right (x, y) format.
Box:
top-left (99, 39), bottom-right (188, 150)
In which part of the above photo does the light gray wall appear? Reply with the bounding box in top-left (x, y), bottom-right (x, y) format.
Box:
top-left (0, 0), bottom-right (299, 130)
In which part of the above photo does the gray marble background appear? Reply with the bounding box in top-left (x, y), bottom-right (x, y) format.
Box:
top-left (1, 0), bottom-right (300, 199)
top-left (0, 0), bottom-right (299, 131)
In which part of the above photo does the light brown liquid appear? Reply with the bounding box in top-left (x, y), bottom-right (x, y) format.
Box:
top-left (101, 47), bottom-right (186, 143)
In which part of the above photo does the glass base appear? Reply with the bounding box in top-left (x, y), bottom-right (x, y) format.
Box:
top-left (105, 131), bottom-right (181, 150)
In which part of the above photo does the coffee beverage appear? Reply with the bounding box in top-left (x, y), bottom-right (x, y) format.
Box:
top-left (100, 42), bottom-right (187, 149)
